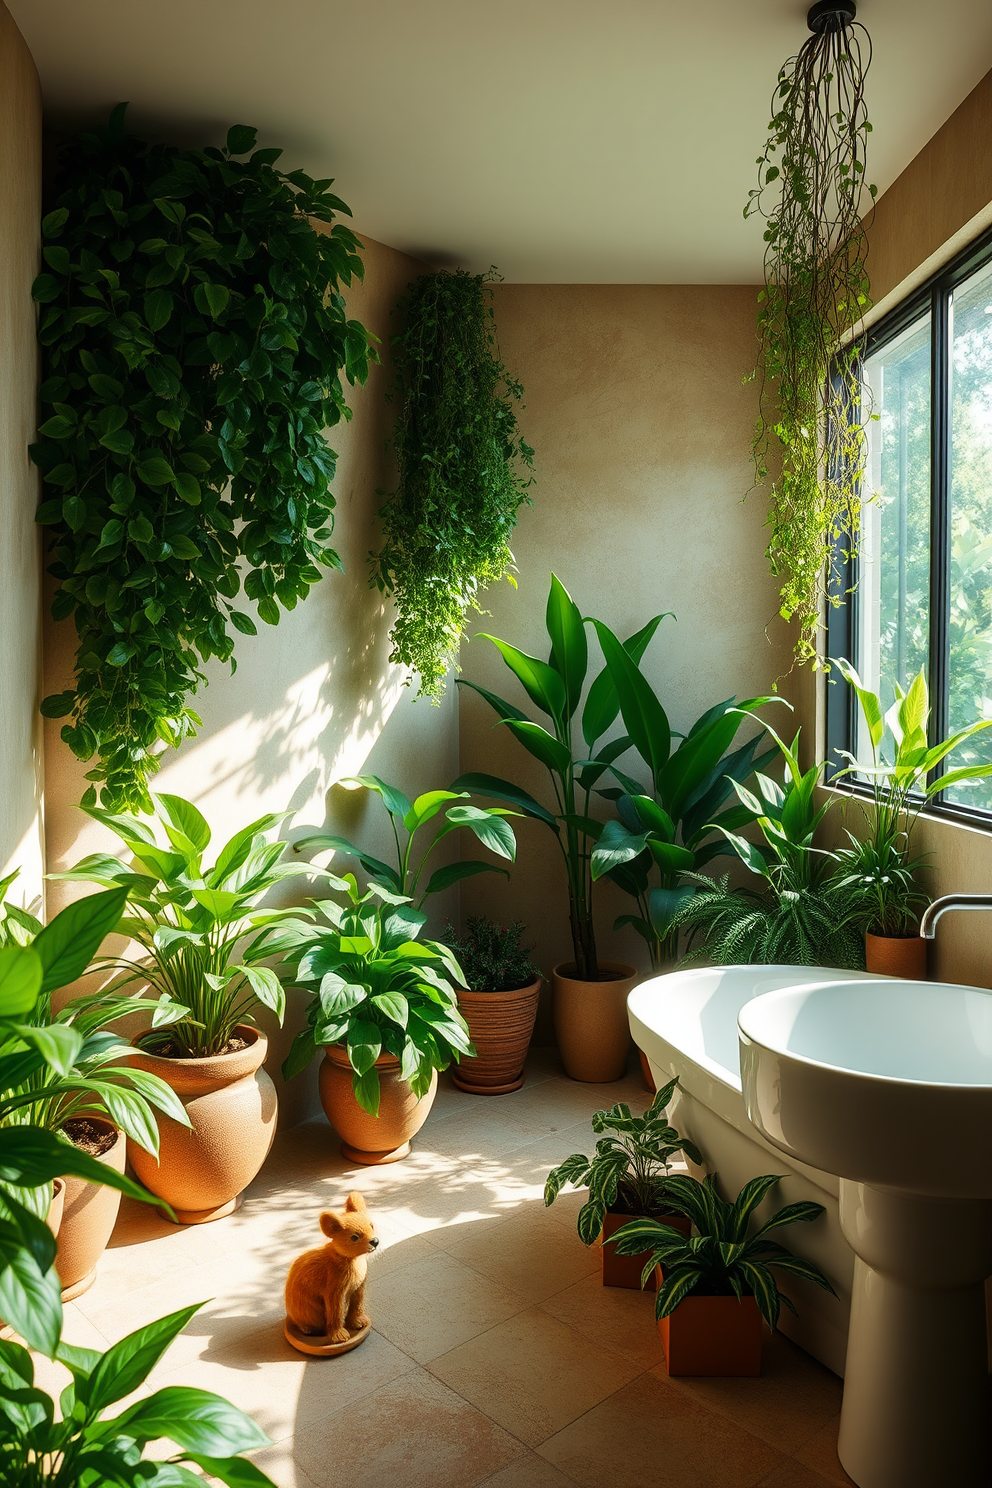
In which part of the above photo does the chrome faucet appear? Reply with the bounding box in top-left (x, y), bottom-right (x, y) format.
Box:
top-left (919, 894), bottom-right (992, 940)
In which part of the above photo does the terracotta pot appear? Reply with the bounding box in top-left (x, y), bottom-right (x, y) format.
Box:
top-left (127, 1025), bottom-right (277, 1224)
top-left (320, 1045), bottom-right (437, 1164)
top-left (552, 962), bottom-right (637, 1082)
top-left (452, 977), bottom-right (541, 1095)
top-left (657, 1288), bottom-right (763, 1377)
top-left (56, 1119), bottom-right (126, 1301)
top-left (47, 1178), bottom-right (65, 1237)
top-left (601, 1208), bottom-right (690, 1290)
top-left (865, 932), bottom-right (928, 979)
top-left (639, 1049), bottom-right (656, 1093)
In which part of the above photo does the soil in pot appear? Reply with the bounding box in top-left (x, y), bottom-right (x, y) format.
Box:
top-left (865, 932), bottom-right (928, 980)
top-left (320, 1046), bottom-right (437, 1164)
top-left (657, 1286), bottom-right (763, 1377)
top-left (127, 1025), bottom-right (277, 1225)
top-left (453, 976), bottom-right (541, 1095)
top-left (56, 1116), bottom-right (126, 1301)
top-left (552, 962), bottom-right (637, 1083)
top-left (601, 1204), bottom-right (691, 1290)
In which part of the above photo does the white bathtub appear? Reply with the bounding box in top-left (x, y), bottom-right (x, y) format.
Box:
top-left (628, 965), bottom-right (886, 1377)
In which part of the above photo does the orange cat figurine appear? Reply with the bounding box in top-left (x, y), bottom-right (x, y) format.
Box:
top-left (285, 1192), bottom-right (378, 1342)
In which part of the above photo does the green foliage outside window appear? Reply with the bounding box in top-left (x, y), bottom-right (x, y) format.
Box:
top-left (370, 268), bottom-right (534, 700)
top-left (32, 105), bottom-right (374, 811)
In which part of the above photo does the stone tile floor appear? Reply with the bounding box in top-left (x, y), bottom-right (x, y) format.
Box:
top-left (37, 1050), bottom-right (855, 1488)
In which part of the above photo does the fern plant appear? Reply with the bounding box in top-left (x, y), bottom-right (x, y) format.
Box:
top-left (370, 268), bottom-right (534, 699)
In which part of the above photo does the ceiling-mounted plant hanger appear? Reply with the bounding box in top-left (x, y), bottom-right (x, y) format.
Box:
top-left (746, 0), bottom-right (876, 669)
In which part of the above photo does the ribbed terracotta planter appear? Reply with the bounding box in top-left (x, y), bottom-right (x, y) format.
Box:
top-left (865, 932), bottom-right (928, 979)
top-left (56, 1119), bottom-right (125, 1301)
top-left (657, 1288), bottom-right (763, 1377)
top-left (601, 1208), bottom-right (690, 1290)
top-left (452, 977), bottom-right (541, 1094)
top-left (320, 1046), bottom-right (437, 1164)
top-left (127, 1025), bottom-right (277, 1224)
top-left (552, 961), bottom-right (637, 1082)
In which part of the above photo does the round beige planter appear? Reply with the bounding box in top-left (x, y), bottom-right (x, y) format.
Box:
top-left (319, 1046), bottom-right (437, 1164)
top-left (552, 961), bottom-right (637, 1082)
top-left (128, 1025), bottom-right (277, 1224)
top-left (56, 1119), bottom-right (126, 1301)
top-left (453, 977), bottom-right (542, 1094)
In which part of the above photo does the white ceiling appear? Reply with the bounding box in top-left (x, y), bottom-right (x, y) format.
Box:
top-left (11, 0), bottom-right (992, 282)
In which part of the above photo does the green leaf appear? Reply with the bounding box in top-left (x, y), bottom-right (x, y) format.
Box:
top-left (581, 612), bottom-right (671, 747)
top-left (226, 125), bottom-right (258, 155)
top-left (479, 635), bottom-right (567, 721)
top-left (153, 793), bottom-right (212, 852)
top-left (111, 1385), bottom-right (271, 1454)
top-left (144, 288), bottom-right (174, 331)
top-left (592, 619), bottom-right (671, 787)
top-left (183, 1456), bottom-right (279, 1488)
top-left (500, 719), bottom-right (572, 775)
top-left (545, 574), bottom-right (587, 720)
top-left (0, 945), bottom-right (43, 1017)
top-left (448, 772), bottom-right (558, 829)
top-left (422, 859), bottom-right (508, 897)
top-left (31, 886), bottom-right (128, 995)
top-left (440, 804), bottom-right (516, 861)
top-left (136, 457), bottom-right (175, 487)
top-left (86, 1304), bottom-right (203, 1413)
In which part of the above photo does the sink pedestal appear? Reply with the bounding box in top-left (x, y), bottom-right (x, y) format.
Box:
top-left (838, 1181), bottom-right (992, 1488)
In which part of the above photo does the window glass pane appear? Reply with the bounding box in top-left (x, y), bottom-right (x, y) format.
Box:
top-left (947, 262), bottom-right (992, 811)
top-left (857, 315), bottom-right (931, 764)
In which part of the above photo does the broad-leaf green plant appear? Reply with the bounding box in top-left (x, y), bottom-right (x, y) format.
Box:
top-left (544, 1078), bottom-right (702, 1245)
top-left (294, 774), bottom-right (518, 906)
top-left (614, 1172), bottom-right (835, 1330)
top-left (33, 105), bottom-right (374, 810)
top-left (53, 793), bottom-right (326, 1057)
top-left (281, 877), bottom-right (472, 1117)
top-left (454, 574), bottom-right (669, 980)
top-left (371, 267), bottom-right (534, 700)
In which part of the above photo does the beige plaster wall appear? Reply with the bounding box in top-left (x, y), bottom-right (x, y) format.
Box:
top-left (43, 234), bottom-right (460, 1125)
top-left (458, 284), bottom-right (795, 1027)
top-left (0, 3), bottom-right (44, 914)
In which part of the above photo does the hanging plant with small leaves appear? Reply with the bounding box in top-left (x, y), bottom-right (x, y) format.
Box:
top-left (745, 1), bottom-right (876, 667)
top-left (32, 104), bottom-right (374, 809)
top-left (370, 268), bottom-right (534, 701)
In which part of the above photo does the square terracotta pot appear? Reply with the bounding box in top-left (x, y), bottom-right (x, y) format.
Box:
top-left (601, 1210), bottom-right (691, 1290)
top-left (656, 1285), bottom-right (762, 1377)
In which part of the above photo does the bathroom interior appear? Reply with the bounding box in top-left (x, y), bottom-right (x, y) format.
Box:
top-left (2, 2), bottom-right (992, 1487)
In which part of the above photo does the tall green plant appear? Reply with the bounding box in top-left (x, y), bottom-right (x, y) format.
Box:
top-left (371, 268), bottom-right (534, 699)
top-left (745, 10), bottom-right (876, 665)
top-left (33, 105), bottom-right (374, 810)
top-left (454, 576), bottom-right (668, 980)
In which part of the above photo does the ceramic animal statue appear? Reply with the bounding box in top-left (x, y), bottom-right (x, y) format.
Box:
top-left (285, 1191), bottom-right (378, 1342)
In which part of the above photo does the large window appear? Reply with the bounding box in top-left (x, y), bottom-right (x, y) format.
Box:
top-left (827, 230), bottom-right (992, 822)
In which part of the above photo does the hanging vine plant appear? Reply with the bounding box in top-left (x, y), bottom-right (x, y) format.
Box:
top-left (32, 104), bottom-right (374, 810)
top-left (370, 268), bottom-right (534, 701)
top-left (745, 0), bottom-right (876, 666)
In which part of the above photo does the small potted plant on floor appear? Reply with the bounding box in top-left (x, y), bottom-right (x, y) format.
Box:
top-left (830, 660), bottom-right (992, 977)
top-left (614, 1173), bottom-right (835, 1376)
top-left (445, 917), bottom-right (541, 1094)
top-left (281, 876), bottom-right (473, 1163)
top-left (544, 1078), bottom-right (701, 1288)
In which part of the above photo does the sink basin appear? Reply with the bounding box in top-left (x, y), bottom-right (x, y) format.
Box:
top-left (739, 978), bottom-right (992, 1488)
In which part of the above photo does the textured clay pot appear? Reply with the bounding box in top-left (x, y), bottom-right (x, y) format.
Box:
top-left (319, 1046), bottom-right (437, 1164)
top-left (865, 932), bottom-right (928, 979)
top-left (56, 1120), bottom-right (126, 1301)
top-left (601, 1209), bottom-right (690, 1290)
top-left (127, 1025), bottom-right (277, 1224)
top-left (47, 1178), bottom-right (65, 1237)
top-left (452, 977), bottom-right (541, 1094)
top-left (552, 962), bottom-right (637, 1082)
top-left (657, 1288), bottom-right (762, 1376)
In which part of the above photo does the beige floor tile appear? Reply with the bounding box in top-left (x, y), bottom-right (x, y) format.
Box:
top-left (370, 1249), bottom-right (531, 1363)
top-left (29, 1301), bottom-right (112, 1405)
top-left (291, 1367), bottom-right (525, 1488)
top-left (442, 1208), bottom-right (599, 1303)
top-left (476, 1453), bottom-right (580, 1488)
top-left (792, 1419), bottom-right (856, 1486)
top-left (429, 1307), bottom-right (643, 1447)
top-left (243, 1437), bottom-right (323, 1488)
top-left (658, 1331), bottom-right (843, 1455)
top-left (538, 1371), bottom-right (783, 1488)
top-left (539, 1271), bottom-right (662, 1369)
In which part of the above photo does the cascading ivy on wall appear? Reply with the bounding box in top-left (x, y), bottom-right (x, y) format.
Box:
top-left (745, 0), bottom-right (876, 667)
top-left (33, 105), bottom-right (374, 809)
top-left (370, 268), bottom-right (534, 700)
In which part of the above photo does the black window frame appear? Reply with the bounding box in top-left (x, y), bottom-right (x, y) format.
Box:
top-left (825, 222), bottom-right (992, 830)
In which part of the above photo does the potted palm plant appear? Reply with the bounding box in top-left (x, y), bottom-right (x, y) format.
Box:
top-left (281, 877), bottom-right (472, 1163)
top-left (56, 794), bottom-right (323, 1223)
top-left (0, 885), bottom-right (190, 1297)
top-left (454, 575), bottom-right (671, 1082)
top-left (831, 659), bottom-right (992, 976)
top-left (445, 918), bottom-right (541, 1094)
top-left (544, 1078), bottom-right (701, 1288)
top-left (614, 1173), bottom-right (835, 1376)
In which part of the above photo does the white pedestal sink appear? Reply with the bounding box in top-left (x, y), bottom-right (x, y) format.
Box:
top-left (738, 978), bottom-right (992, 1488)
